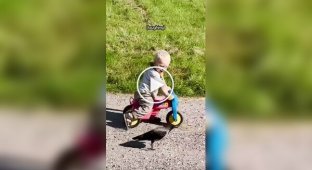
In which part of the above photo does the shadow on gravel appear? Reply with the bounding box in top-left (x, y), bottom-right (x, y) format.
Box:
top-left (0, 156), bottom-right (48, 170)
top-left (106, 108), bottom-right (127, 130)
top-left (119, 141), bottom-right (146, 149)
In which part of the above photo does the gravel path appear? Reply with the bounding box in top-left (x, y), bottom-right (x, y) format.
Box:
top-left (106, 93), bottom-right (206, 170)
top-left (0, 95), bottom-right (311, 170)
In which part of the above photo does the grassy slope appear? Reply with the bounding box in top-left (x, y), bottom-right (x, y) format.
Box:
top-left (106, 0), bottom-right (205, 96)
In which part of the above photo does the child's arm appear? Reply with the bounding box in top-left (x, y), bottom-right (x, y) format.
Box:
top-left (159, 72), bottom-right (174, 100)
top-left (160, 85), bottom-right (174, 100)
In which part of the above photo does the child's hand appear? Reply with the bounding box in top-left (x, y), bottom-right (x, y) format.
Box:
top-left (161, 85), bottom-right (171, 98)
top-left (168, 94), bottom-right (174, 100)
top-left (154, 96), bottom-right (166, 101)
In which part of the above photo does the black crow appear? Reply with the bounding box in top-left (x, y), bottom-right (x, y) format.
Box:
top-left (132, 125), bottom-right (174, 150)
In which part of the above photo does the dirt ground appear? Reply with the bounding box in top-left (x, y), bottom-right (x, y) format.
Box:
top-left (106, 93), bottom-right (206, 170)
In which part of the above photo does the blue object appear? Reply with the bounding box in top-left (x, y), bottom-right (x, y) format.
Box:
top-left (206, 99), bottom-right (228, 170)
top-left (170, 91), bottom-right (179, 121)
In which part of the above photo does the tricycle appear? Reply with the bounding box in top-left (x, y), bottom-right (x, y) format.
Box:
top-left (123, 92), bottom-right (183, 129)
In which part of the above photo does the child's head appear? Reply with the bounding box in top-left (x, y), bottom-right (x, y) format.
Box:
top-left (154, 50), bottom-right (171, 70)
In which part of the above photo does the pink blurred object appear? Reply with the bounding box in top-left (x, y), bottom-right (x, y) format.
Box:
top-left (76, 129), bottom-right (105, 161)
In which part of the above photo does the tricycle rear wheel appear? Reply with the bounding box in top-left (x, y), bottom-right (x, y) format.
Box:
top-left (123, 105), bottom-right (140, 129)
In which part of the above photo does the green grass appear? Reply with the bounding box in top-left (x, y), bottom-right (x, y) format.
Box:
top-left (106, 0), bottom-right (205, 97)
top-left (206, 0), bottom-right (312, 116)
top-left (0, 69), bottom-right (103, 108)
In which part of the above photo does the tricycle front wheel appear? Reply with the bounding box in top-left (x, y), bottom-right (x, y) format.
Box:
top-left (166, 111), bottom-right (183, 127)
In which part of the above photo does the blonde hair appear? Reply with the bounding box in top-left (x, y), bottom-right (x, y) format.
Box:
top-left (154, 50), bottom-right (171, 65)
